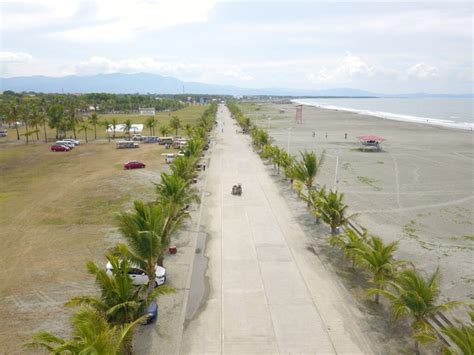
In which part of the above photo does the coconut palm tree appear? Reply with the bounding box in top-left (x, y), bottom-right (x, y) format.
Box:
top-left (25, 306), bottom-right (144, 354)
top-left (159, 125), bottom-right (171, 137)
top-left (170, 156), bottom-right (198, 183)
top-left (155, 173), bottom-right (200, 217)
top-left (183, 137), bottom-right (204, 158)
top-left (28, 103), bottom-right (41, 141)
top-left (293, 150), bottom-right (325, 206)
top-left (65, 255), bottom-right (174, 324)
top-left (354, 236), bottom-right (402, 303)
top-left (307, 185), bottom-right (327, 224)
top-left (39, 99), bottom-right (49, 142)
top-left (111, 118), bottom-right (118, 139)
top-left (184, 123), bottom-right (194, 137)
top-left (67, 100), bottom-right (79, 139)
top-left (169, 115), bottom-right (182, 136)
top-left (6, 100), bottom-right (21, 140)
top-left (123, 119), bottom-right (133, 138)
top-left (329, 227), bottom-right (367, 268)
top-left (101, 119), bottom-right (112, 143)
top-left (319, 189), bottom-right (354, 234)
top-left (369, 268), bottom-right (462, 354)
top-left (115, 201), bottom-right (186, 294)
top-left (47, 103), bottom-right (65, 139)
top-left (78, 121), bottom-right (91, 143)
top-left (441, 318), bottom-right (474, 355)
top-left (89, 112), bottom-right (99, 140)
top-left (144, 116), bottom-right (156, 136)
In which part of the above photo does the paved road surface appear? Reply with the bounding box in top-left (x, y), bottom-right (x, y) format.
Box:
top-left (180, 104), bottom-right (374, 354)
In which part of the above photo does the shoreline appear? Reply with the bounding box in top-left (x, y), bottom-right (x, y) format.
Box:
top-left (292, 99), bottom-right (474, 131)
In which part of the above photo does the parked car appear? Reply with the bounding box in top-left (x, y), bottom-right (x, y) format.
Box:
top-left (132, 134), bottom-right (144, 141)
top-left (105, 261), bottom-right (166, 286)
top-left (124, 161), bottom-right (146, 169)
top-left (142, 300), bottom-right (158, 325)
top-left (51, 144), bottom-right (70, 152)
top-left (55, 140), bottom-right (75, 149)
top-left (63, 138), bottom-right (80, 145)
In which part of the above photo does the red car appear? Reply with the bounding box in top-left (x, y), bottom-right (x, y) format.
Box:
top-left (124, 161), bottom-right (146, 169)
top-left (51, 144), bottom-right (70, 152)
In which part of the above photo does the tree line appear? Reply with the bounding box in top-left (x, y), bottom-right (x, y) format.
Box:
top-left (228, 101), bottom-right (473, 355)
top-left (25, 103), bottom-right (218, 354)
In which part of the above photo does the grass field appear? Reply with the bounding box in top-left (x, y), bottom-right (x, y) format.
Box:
top-left (0, 105), bottom-right (206, 352)
top-left (1, 104), bottom-right (208, 143)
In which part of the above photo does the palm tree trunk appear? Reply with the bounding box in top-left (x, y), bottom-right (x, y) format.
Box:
top-left (73, 125), bottom-right (77, 139)
top-left (25, 122), bottom-right (30, 144)
top-left (43, 121), bottom-right (48, 142)
top-left (85, 130), bottom-right (88, 143)
top-left (94, 124), bottom-right (97, 140)
top-left (35, 123), bottom-right (40, 140)
top-left (414, 340), bottom-right (420, 355)
top-left (15, 124), bottom-right (20, 140)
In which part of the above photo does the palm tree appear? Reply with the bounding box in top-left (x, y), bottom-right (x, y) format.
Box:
top-left (159, 125), bottom-right (171, 137)
top-left (183, 137), bottom-right (204, 158)
top-left (155, 173), bottom-right (200, 217)
top-left (170, 156), bottom-right (198, 183)
top-left (78, 121), bottom-right (91, 143)
top-left (354, 236), bottom-right (401, 303)
top-left (47, 103), bottom-right (65, 139)
top-left (169, 115), bottom-right (182, 136)
top-left (67, 101), bottom-right (79, 139)
top-left (6, 100), bottom-right (21, 140)
top-left (102, 119), bottom-right (112, 143)
top-left (369, 268), bottom-right (461, 354)
top-left (319, 189), bottom-right (354, 234)
top-left (184, 123), bottom-right (194, 137)
top-left (441, 318), bottom-right (474, 355)
top-left (293, 150), bottom-right (325, 206)
top-left (144, 116), bottom-right (156, 136)
top-left (307, 185), bottom-right (327, 224)
top-left (115, 201), bottom-right (186, 294)
top-left (39, 99), bottom-right (49, 142)
top-left (329, 227), bottom-right (367, 268)
top-left (89, 112), bottom-right (99, 140)
top-left (111, 118), bottom-right (118, 139)
top-left (29, 104), bottom-right (41, 141)
top-left (123, 119), bottom-right (133, 138)
top-left (25, 306), bottom-right (144, 354)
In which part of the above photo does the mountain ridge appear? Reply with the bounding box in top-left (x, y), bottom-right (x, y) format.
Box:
top-left (1, 72), bottom-right (472, 98)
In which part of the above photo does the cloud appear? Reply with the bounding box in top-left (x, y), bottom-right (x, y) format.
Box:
top-left (2, 0), bottom-right (222, 43)
top-left (0, 51), bottom-right (34, 63)
top-left (65, 56), bottom-right (254, 83)
top-left (308, 53), bottom-right (374, 84)
top-left (407, 62), bottom-right (438, 79)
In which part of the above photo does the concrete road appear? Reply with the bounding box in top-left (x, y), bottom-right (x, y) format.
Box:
top-left (180, 104), bottom-right (374, 354)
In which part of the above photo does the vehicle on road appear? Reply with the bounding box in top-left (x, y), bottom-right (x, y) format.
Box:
top-left (232, 183), bottom-right (242, 196)
top-left (0, 129), bottom-right (7, 137)
top-left (144, 136), bottom-right (158, 143)
top-left (116, 141), bottom-right (139, 149)
top-left (132, 134), bottom-right (144, 141)
top-left (105, 261), bottom-right (166, 286)
top-left (55, 141), bottom-right (75, 149)
top-left (51, 144), bottom-right (70, 152)
top-left (124, 161), bottom-right (146, 169)
top-left (63, 139), bottom-right (80, 145)
top-left (142, 300), bottom-right (158, 325)
top-left (158, 137), bottom-right (173, 145)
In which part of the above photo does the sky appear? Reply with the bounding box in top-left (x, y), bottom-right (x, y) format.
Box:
top-left (0, 0), bottom-right (472, 94)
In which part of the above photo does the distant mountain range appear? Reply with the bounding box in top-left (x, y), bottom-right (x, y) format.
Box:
top-left (0, 72), bottom-right (472, 98)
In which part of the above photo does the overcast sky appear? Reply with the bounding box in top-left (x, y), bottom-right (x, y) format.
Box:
top-left (0, 0), bottom-right (472, 94)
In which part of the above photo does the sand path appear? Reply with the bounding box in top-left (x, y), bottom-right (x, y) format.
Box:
top-left (180, 105), bottom-right (374, 354)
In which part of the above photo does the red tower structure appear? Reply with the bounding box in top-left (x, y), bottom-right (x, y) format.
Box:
top-left (295, 104), bottom-right (303, 124)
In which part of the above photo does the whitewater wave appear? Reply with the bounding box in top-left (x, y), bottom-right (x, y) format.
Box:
top-left (292, 100), bottom-right (474, 131)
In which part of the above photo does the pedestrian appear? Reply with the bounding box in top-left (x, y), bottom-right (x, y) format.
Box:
top-left (312, 131), bottom-right (315, 137)
top-left (325, 133), bottom-right (328, 139)
top-left (344, 133), bottom-right (347, 140)
top-left (203, 162), bottom-right (206, 171)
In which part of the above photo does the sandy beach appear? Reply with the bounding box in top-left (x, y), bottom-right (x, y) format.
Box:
top-left (244, 102), bottom-right (473, 305)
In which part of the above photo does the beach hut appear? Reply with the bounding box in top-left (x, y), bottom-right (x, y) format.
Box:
top-left (357, 135), bottom-right (385, 152)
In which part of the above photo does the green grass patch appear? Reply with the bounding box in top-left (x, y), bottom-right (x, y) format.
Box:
top-left (376, 161), bottom-right (384, 164)
top-left (463, 235), bottom-right (474, 241)
top-left (40, 217), bottom-right (67, 225)
top-left (403, 220), bottom-right (418, 239)
top-left (0, 192), bottom-right (17, 202)
top-left (356, 175), bottom-right (380, 190)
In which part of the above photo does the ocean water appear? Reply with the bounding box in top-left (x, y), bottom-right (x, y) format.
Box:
top-left (293, 98), bottom-right (474, 130)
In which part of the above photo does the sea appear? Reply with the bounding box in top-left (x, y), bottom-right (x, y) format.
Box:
top-left (293, 98), bottom-right (474, 130)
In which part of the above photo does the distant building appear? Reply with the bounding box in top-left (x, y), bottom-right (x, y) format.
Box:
top-left (139, 107), bottom-right (155, 115)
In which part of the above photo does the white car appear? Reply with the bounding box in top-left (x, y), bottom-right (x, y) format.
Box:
top-left (63, 139), bottom-right (80, 145)
top-left (105, 261), bottom-right (166, 286)
top-left (55, 140), bottom-right (75, 149)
